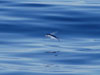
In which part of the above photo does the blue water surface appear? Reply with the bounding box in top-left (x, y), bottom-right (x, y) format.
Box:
top-left (0, 0), bottom-right (100, 75)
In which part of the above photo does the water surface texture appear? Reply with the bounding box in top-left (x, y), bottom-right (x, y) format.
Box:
top-left (0, 0), bottom-right (100, 75)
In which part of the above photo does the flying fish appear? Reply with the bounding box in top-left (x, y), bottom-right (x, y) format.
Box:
top-left (45, 32), bottom-right (59, 41)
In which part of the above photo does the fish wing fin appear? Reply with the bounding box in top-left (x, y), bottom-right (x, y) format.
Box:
top-left (50, 31), bottom-right (58, 35)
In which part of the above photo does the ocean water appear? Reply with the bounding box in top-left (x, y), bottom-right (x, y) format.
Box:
top-left (0, 0), bottom-right (100, 75)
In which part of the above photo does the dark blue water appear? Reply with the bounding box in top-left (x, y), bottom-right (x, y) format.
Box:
top-left (0, 0), bottom-right (100, 75)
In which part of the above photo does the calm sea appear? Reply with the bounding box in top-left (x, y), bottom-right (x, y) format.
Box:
top-left (0, 0), bottom-right (100, 75)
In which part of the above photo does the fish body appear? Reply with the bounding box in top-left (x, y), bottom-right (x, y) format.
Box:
top-left (45, 33), bottom-right (59, 41)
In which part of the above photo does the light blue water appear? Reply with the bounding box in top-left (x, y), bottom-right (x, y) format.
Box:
top-left (0, 0), bottom-right (100, 75)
